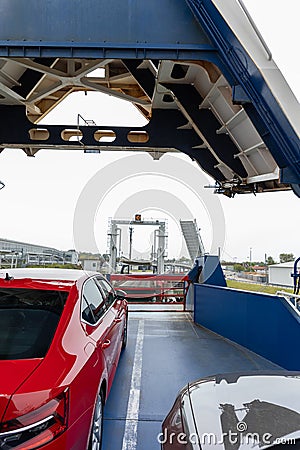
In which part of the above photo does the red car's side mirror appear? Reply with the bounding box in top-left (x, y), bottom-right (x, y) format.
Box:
top-left (115, 289), bottom-right (127, 300)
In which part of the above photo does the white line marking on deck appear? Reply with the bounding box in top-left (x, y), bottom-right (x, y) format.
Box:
top-left (122, 319), bottom-right (145, 450)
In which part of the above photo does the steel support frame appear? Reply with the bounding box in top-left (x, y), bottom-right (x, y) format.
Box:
top-left (0, 107), bottom-right (202, 155)
top-left (0, 0), bottom-right (298, 192)
top-left (108, 219), bottom-right (167, 274)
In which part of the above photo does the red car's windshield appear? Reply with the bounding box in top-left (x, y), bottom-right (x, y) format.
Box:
top-left (0, 288), bottom-right (68, 360)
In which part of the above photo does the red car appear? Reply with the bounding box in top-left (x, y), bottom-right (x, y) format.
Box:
top-left (0, 268), bottom-right (128, 450)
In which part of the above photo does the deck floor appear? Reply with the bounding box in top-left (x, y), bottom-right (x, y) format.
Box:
top-left (102, 311), bottom-right (281, 450)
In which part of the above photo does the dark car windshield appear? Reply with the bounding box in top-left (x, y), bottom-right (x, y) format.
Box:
top-left (0, 288), bottom-right (68, 360)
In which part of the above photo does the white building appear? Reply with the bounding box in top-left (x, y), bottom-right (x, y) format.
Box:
top-left (82, 259), bottom-right (102, 272)
top-left (84, 259), bottom-right (111, 274)
top-left (0, 238), bottom-right (78, 267)
top-left (268, 261), bottom-right (296, 287)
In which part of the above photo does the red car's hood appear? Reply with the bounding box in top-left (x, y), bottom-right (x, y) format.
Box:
top-left (0, 359), bottom-right (42, 420)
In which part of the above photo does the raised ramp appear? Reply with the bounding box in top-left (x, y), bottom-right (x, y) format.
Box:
top-left (103, 312), bottom-right (281, 449)
top-left (180, 219), bottom-right (205, 262)
top-left (185, 0), bottom-right (300, 195)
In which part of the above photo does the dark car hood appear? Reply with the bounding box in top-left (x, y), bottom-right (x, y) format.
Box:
top-left (187, 373), bottom-right (300, 449)
top-left (0, 359), bottom-right (42, 420)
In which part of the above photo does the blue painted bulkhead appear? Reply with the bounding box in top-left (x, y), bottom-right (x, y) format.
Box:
top-left (188, 255), bottom-right (226, 286)
top-left (186, 255), bottom-right (226, 313)
top-left (194, 283), bottom-right (300, 370)
top-left (199, 255), bottom-right (226, 286)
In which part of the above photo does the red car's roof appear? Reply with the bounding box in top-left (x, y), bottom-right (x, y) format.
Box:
top-left (0, 268), bottom-right (97, 285)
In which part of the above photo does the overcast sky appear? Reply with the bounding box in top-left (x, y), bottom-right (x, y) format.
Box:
top-left (0, 0), bottom-right (299, 264)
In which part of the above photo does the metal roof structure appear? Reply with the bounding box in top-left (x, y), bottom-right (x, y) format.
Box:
top-left (0, 0), bottom-right (299, 197)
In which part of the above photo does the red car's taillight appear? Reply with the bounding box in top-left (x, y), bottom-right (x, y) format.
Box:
top-left (0, 389), bottom-right (68, 449)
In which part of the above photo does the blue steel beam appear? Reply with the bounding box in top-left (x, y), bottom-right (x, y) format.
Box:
top-left (0, 0), bottom-right (215, 59)
top-left (0, 106), bottom-right (202, 152)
